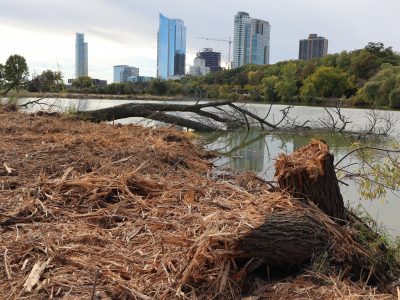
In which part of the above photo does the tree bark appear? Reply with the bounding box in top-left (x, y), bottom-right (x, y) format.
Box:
top-left (79, 106), bottom-right (221, 131)
top-left (237, 210), bottom-right (329, 267)
top-left (275, 140), bottom-right (345, 221)
top-left (2, 82), bottom-right (17, 96)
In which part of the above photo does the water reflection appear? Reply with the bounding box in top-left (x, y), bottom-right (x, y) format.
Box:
top-left (204, 129), bottom-right (357, 178)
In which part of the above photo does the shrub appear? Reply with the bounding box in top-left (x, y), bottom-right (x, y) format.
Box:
top-left (389, 88), bottom-right (400, 109)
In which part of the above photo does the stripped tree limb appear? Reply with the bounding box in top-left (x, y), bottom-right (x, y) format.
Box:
top-left (77, 101), bottom-right (291, 131)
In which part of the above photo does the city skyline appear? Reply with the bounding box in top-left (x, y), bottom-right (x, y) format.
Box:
top-left (1, 0), bottom-right (399, 82)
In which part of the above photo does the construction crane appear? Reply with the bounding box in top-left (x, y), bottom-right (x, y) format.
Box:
top-left (195, 37), bottom-right (232, 67)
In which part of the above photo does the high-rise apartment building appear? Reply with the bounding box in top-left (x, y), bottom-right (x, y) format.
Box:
top-left (75, 33), bottom-right (88, 78)
top-left (113, 65), bottom-right (139, 83)
top-left (299, 34), bottom-right (328, 61)
top-left (189, 56), bottom-right (210, 77)
top-left (198, 48), bottom-right (222, 72)
top-left (233, 12), bottom-right (270, 68)
top-left (157, 13), bottom-right (187, 80)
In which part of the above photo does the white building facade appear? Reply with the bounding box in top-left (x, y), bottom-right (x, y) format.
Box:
top-left (189, 56), bottom-right (210, 77)
top-left (233, 12), bottom-right (270, 68)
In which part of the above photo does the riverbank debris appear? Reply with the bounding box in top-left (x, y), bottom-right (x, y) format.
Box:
top-left (0, 110), bottom-right (398, 299)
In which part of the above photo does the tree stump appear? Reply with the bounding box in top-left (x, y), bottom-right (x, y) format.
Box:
top-left (275, 140), bottom-right (345, 221)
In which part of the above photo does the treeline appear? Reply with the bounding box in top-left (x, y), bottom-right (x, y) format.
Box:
top-left (2, 42), bottom-right (400, 108)
top-left (65, 42), bottom-right (400, 108)
top-left (187, 42), bottom-right (400, 107)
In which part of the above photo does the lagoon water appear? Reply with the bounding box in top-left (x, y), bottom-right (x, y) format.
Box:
top-left (19, 97), bottom-right (400, 236)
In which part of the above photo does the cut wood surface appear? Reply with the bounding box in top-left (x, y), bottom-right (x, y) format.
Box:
top-left (275, 140), bottom-right (345, 220)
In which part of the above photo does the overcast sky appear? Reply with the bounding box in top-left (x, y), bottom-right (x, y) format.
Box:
top-left (0, 0), bottom-right (399, 82)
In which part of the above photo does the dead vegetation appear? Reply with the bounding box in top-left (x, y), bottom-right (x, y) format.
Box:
top-left (0, 110), bottom-right (399, 299)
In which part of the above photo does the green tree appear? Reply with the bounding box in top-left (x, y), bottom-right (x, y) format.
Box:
top-left (166, 81), bottom-right (182, 95)
top-left (350, 50), bottom-right (379, 80)
top-left (304, 66), bottom-right (351, 98)
top-left (3, 54), bottom-right (29, 95)
top-left (72, 76), bottom-right (93, 89)
top-left (0, 64), bottom-right (4, 87)
top-left (365, 42), bottom-right (400, 65)
top-left (275, 80), bottom-right (297, 101)
top-left (262, 76), bottom-right (279, 102)
top-left (389, 88), bottom-right (400, 109)
top-left (322, 54), bottom-right (338, 68)
top-left (361, 81), bottom-right (381, 104)
top-left (247, 70), bottom-right (263, 85)
top-left (298, 62), bottom-right (316, 80)
top-left (27, 70), bottom-right (64, 92)
top-left (148, 79), bottom-right (168, 95)
top-left (300, 81), bottom-right (317, 102)
top-left (233, 72), bottom-right (248, 87)
top-left (357, 64), bottom-right (400, 106)
top-left (337, 51), bottom-right (352, 70)
top-left (275, 62), bottom-right (298, 101)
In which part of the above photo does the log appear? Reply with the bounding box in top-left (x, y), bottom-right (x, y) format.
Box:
top-left (237, 210), bottom-right (329, 267)
top-left (81, 108), bottom-right (219, 131)
top-left (77, 101), bottom-right (239, 131)
top-left (76, 101), bottom-right (287, 131)
top-left (275, 140), bottom-right (345, 220)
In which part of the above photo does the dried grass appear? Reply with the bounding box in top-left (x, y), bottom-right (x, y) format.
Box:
top-left (0, 111), bottom-right (397, 299)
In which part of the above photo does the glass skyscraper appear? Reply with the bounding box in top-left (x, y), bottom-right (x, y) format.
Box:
top-left (233, 12), bottom-right (270, 68)
top-left (75, 33), bottom-right (88, 78)
top-left (157, 13), bottom-right (187, 79)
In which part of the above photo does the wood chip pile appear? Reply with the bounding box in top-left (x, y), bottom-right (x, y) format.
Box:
top-left (0, 110), bottom-right (397, 299)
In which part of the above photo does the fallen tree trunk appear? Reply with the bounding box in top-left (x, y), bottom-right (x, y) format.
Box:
top-left (77, 101), bottom-right (240, 131)
top-left (238, 209), bottom-right (329, 267)
top-left (76, 101), bottom-right (292, 131)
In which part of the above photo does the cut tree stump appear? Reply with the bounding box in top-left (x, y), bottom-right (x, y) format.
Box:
top-left (275, 140), bottom-right (345, 221)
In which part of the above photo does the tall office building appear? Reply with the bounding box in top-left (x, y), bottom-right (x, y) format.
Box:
top-left (198, 48), bottom-right (222, 72)
top-left (299, 34), bottom-right (328, 61)
top-left (75, 33), bottom-right (88, 78)
top-left (157, 13), bottom-right (187, 79)
top-left (113, 65), bottom-right (139, 83)
top-left (233, 12), bottom-right (270, 68)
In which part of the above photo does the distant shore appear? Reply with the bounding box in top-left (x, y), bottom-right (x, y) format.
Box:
top-left (10, 91), bottom-right (391, 110)
top-left (22, 91), bottom-right (186, 101)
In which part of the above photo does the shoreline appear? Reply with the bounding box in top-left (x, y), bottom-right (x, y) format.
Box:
top-left (18, 91), bottom-right (396, 111)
